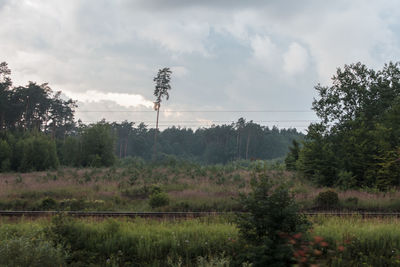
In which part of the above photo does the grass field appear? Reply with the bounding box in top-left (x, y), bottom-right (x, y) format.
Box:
top-left (1, 216), bottom-right (400, 266)
top-left (1, 159), bottom-right (400, 213)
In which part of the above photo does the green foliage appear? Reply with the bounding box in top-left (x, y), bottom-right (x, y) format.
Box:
top-left (59, 136), bottom-right (81, 166)
top-left (46, 215), bottom-right (237, 266)
top-left (297, 62), bottom-right (400, 189)
top-left (40, 197), bottom-right (58, 210)
top-left (235, 171), bottom-right (310, 266)
top-left (0, 132), bottom-right (59, 172)
top-left (0, 139), bottom-right (11, 171)
top-left (313, 216), bottom-right (400, 266)
top-left (284, 139), bottom-right (300, 171)
top-left (18, 133), bottom-right (59, 172)
top-left (81, 122), bottom-right (116, 167)
top-left (315, 190), bottom-right (339, 208)
top-left (0, 236), bottom-right (66, 267)
top-left (149, 192), bottom-right (170, 208)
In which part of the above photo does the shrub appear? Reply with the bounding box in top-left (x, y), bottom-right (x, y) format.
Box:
top-left (234, 171), bottom-right (310, 266)
top-left (315, 190), bottom-right (339, 208)
top-left (0, 237), bottom-right (66, 267)
top-left (149, 192), bottom-right (170, 208)
top-left (40, 197), bottom-right (58, 210)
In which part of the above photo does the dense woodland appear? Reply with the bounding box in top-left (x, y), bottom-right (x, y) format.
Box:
top-left (0, 62), bottom-right (302, 171)
top-left (286, 62), bottom-right (400, 189)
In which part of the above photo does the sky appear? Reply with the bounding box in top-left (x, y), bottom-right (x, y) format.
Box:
top-left (1, 0), bottom-right (400, 131)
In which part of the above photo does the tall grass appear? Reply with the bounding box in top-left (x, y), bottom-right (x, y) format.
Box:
top-left (312, 216), bottom-right (400, 266)
top-left (2, 216), bottom-right (400, 265)
top-left (0, 217), bottom-right (238, 266)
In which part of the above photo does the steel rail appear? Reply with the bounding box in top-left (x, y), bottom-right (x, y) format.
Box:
top-left (2, 211), bottom-right (400, 218)
top-left (0, 211), bottom-right (223, 218)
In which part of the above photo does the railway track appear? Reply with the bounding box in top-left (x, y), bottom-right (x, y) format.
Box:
top-left (1, 210), bottom-right (400, 218)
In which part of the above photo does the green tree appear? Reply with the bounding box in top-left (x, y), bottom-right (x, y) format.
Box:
top-left (0, 62), bottom-right (12, 131)
top-left (153, 67), bottom-right (172, 159)
top-left (81, 122), bottom-right (115, 167)
top-left (235, 171), bottom-right (309, 266)
top-left (298, 62), bottom-right (400, 188)
top-left (284, 139), bottom-right (300, 171)
top-left (16, 132), bottom-right (59, 172)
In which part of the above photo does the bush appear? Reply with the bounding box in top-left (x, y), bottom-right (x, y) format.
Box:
top-left (40, 197), bottom-right (58, 210)
top-left (234, 171), bottom-right (310, 266)
top-left (0, 237), bottom-right (66, 267)
top-left (149, 192), bottom-right (170, 208)
top-left (315, 190), bottom-right (339, 208)
top-left (15, 133), bottom-right (59, 172)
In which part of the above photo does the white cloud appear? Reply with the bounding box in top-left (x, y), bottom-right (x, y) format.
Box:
top-left (171, 66), bottom-right (189, 77)
top-left (250, 35), bottom-right (280, 70)
top-left (283, 42), bottom-right (309, 75)
top-left (64, 90), bottom-right (153, 109)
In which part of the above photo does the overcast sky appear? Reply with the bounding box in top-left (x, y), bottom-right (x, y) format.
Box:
top-left (1, 0), bottom-right (400, 130)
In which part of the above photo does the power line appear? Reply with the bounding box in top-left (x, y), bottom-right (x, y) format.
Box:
top-left (78, 120), bottom-right (318, 123)
top-left (77, 110), bottom-right (314, 113)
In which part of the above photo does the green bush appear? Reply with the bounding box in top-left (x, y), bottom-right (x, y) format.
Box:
top-left (0, 237), bottom-right (65, 267)
top-left (40, 197), bottom-right (58, 210)
top-left (149, 192), bottom-right (170, 208)
top-left (315, 190), bottom-right (339, 208)
top-left (15, 133), bottom-right (59, 172)
top-left (234, 171), bottom-right (310, 266)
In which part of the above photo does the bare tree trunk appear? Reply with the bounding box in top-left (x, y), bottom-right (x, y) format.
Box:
top-left (246, 133), bottom-right (250, 160)
top-left (119, 142), bottom-right (122, 159)
top-left (236, 132), bottom-right (240, 160)
top-left (153, 107), bottom-right (160, 160)
top-left (124, 137), bottom-right (128, 158)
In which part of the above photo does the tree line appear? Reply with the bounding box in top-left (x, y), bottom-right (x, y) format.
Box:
top-left (0, 62), bottom-right (303, 171)
top-left (286, 62), bottom-right (400, 190)
top-left (110, 118), bottom-right (302, 164)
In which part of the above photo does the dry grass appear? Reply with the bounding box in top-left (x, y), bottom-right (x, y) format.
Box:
top-left (2, 166), bottom-right (400, 212)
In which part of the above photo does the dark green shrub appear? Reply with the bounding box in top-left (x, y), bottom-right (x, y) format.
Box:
top-left (121, 184), bottom-right (161, 199)
top-left (234, 172), bottom-right (310, 266)
top-left (315, 190), bottom-right (339, 208)
top-left (40, 197), bottom-right (58, 210)
top-left (149, 192), bottom-right (170, 208)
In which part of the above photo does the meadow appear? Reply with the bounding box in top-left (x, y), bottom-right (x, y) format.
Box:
top-left (3, 159), bottom-right (400, 265)
top-left (1, 216), bottom-right (400, 266)
top-left (1, 158), bottom-right (400, 213)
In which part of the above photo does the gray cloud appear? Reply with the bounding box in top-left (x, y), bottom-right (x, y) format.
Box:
top-left (1, 0), bottom-right (400, 130)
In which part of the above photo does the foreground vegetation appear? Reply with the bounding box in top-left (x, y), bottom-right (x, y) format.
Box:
top-left (1, 216), bottom-right (400, 266)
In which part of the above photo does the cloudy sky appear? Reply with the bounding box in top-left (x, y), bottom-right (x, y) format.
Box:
top-left (1, 0), bottom-right (400, 130)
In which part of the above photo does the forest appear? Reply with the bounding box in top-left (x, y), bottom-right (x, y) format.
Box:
top-left (0, 61), bottom-right (302, 172)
